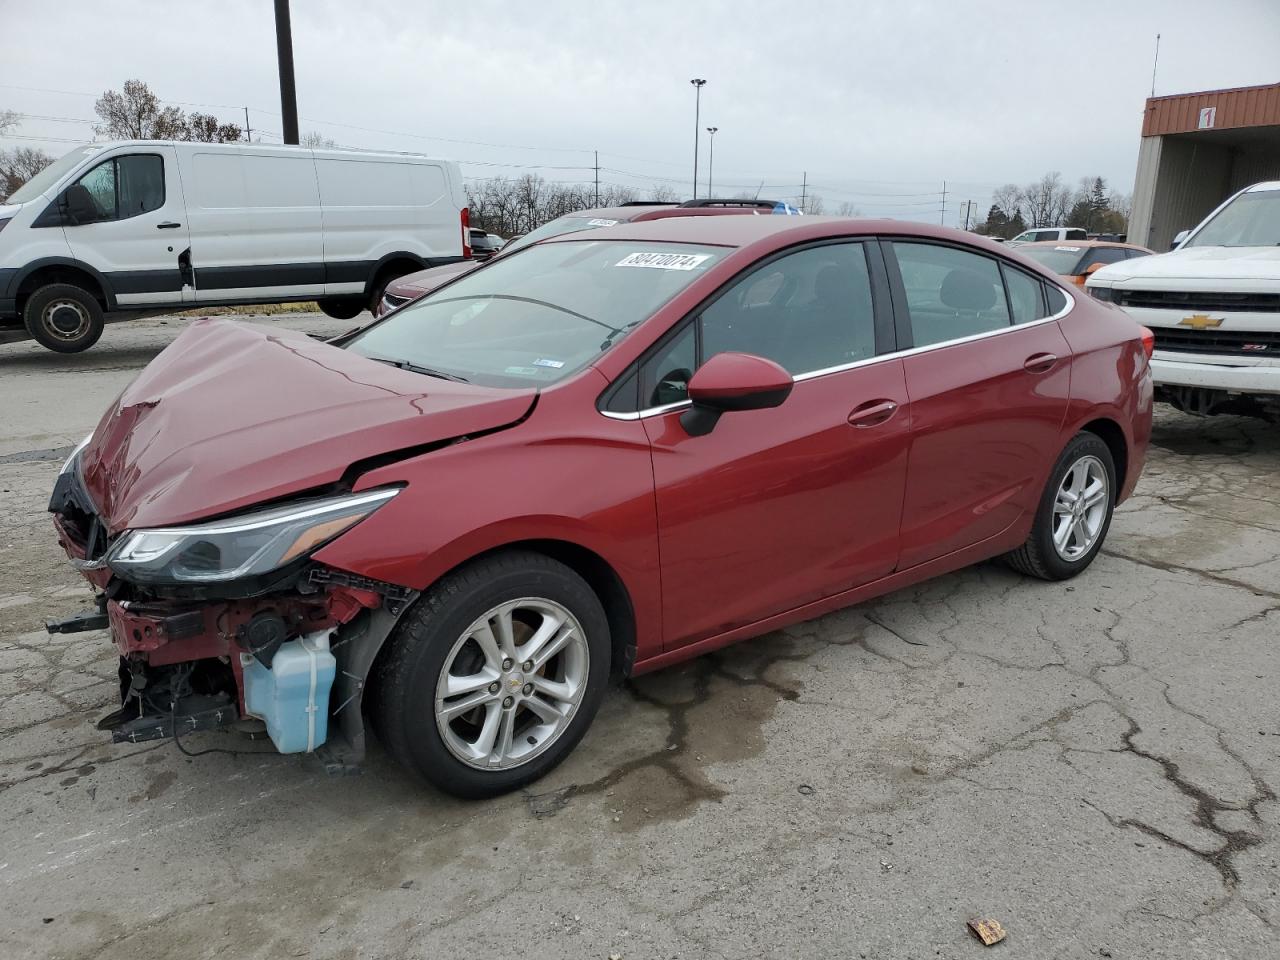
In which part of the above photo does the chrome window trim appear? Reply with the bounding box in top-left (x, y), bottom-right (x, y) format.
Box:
top-left (599, 272), bottom-right (1077, 422)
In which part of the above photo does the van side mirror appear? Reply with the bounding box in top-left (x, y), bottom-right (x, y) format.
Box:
top-left (680, 352), bottom-right (793, 437)
top-left (1171, 229), bottom-right (1189, 250)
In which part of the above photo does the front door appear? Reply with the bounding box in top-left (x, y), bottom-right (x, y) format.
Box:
top-left (634, 241), bottom-right (912, 649)
top-left (60, 147), bottom-right (190, 307)
top-left (885, 239), bottom-right (1072, 568)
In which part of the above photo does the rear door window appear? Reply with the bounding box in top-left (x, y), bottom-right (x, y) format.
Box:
top-left (890, 241), bottom-right (1011, 347)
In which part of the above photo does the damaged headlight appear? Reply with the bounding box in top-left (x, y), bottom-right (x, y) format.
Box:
top-left (59, 434), bottom-right (93, 477)
top-left (106, 488), bottom-right (399, 584)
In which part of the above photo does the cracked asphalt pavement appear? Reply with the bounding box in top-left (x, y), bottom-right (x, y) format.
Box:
top-left (2, 316), bottom-right (1278, 959)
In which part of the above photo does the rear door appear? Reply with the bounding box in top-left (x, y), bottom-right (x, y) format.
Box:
top-left (60, 147), bottom-right (189, 307)
top-left (885, 239), bottom-right (1071, 568)
top-left (180, 149), bottom-right (324, 302)
top-left (627, 241), bottom-right (911, 649)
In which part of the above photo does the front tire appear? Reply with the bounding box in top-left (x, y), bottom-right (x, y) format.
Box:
top-left (373, 551), bottom-right (611, 798)
top-left (1004, 432), bottom-right (1116, 581)
top-left (317, 298), bottom-right (364, 321)
top-left (23, 284), bottom-right (105, 353)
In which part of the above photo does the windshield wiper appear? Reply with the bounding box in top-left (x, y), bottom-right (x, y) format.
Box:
top-left (366, 355), bottom-right (469, 382)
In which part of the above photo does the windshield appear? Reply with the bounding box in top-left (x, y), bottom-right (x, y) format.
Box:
top-left (346, 239), bottom-right (722, 387)
top-left (501, 215), bottom-right (625, 254)
top-left (1020, 245), bottom-right (1085, 274)
top-left (1187, 190), bottom-right (1280, 247)
top-left (5, 145), bottom-right (99, 205)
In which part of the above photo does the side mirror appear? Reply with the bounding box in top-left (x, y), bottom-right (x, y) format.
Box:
top-left (1171, 229), bottom-right (1189, 250)
top-left (680, 352), bottom-right (793, 437)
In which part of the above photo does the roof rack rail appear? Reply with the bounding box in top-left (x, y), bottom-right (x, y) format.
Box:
top-left (619, 200), bottom-right (677, 207)
top-left (678, 198), bottom-right (777, 209)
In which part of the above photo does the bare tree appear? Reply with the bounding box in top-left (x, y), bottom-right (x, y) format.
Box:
top-left (301, 131), bottom-right (338, 148)
top-left (187, 112), bottom-right (242, 143)
top-left (94, 80), bottom-right (187, 140)
top-left (0, 110), bottom-right (18, 137)
top-left (835, 201), bottom-right (862, 217)
top-left (804, 194), bottom-right (825, 215)
top-left (990, 183), bottom-right (1024, 222)
top-left (649, 184), bottom-right (679, 203)
top-left (1, 146), bottom-right (55, 201)
top-left (1021, 172), bottom-right (1072, 228)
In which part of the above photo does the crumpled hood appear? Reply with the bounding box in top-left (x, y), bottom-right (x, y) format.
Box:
top-left (80, 318), bottom-right (535, 534)
top-left (1092, 245), bottom-right (1280, 284)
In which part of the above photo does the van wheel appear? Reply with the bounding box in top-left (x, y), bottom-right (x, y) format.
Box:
top-left (1004, 432), bottom-right (1116, 581)
top-left (317, 298), bottom-right (365, 321)
top-left (23, 284), bottom-right (105, 353)
top-left (372, 550), bottom-right (611, 798)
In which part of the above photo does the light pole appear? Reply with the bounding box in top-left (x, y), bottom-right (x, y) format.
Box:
top-left (273, 0), bottom-right (299, 144)
top-left (690, 79), bottom-right (706, 200)
top-left (705, 126), bottom-right (718, 198)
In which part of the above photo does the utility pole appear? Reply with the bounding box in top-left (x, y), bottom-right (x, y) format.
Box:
top-left (690, 79), bottom-right (706, 200)
top-left (963, 200), bottom-right (974, 231)
top-left (800, 171), bottom-right (807, 214)
top-left (273, 0), bottom-right (300, 145)
top-left (940, 180), bottom-right (947, 225)
top-left (705, 127), bottom-right (718, 197)
top-left (243, 107), bottom-right (252, 142)
top-left (594, 150), bottom-right (599, 207)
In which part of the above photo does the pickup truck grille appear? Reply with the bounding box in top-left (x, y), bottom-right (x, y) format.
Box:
top-left (1153, 327), bottom-right (1280, 357)
top-left (1117, 290), bottom-right (1280, 312)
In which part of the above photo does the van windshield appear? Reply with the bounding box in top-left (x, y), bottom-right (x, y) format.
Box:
top-left (1186, 190), bottom-right (1280, 247)
top-left (5, 145), bottom-right (99, 205)
top-left (345, 240), bottom-right (722, 388)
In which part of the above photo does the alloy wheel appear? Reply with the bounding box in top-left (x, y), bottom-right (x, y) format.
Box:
top-left (434, 597), bottom-right (589, 770)
top-left (1052, 454), bottom-right (1109, 561)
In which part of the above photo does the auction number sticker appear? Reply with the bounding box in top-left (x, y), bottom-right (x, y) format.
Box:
top-left (587, 218), bottom-right (620, 227)
top-left (616, 252), bottom-right (712, 271)
top-left (1055, 246), bottom-right (1082, 252)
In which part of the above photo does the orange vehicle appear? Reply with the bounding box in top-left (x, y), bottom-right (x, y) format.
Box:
top-left (1019, 240), bottom-right (1154, 286)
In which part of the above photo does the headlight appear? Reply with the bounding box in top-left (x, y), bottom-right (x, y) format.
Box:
top-left (59, 434), bottom-right (93, 476)
top-left (1087, 285), bottom-right (1115, 303)
top-left (106, 488), bottom-right (399, 584)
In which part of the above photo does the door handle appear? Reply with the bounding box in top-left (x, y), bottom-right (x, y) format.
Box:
top-left (1023, 352), bottom-right (1059, 373)
top-left (848, 399), bottom-right (899, 428)
top-left (156, 221), bottom-right (182, 230)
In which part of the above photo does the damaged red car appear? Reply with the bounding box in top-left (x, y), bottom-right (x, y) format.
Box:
top-left (48, 216), bottom-right (1153, 798)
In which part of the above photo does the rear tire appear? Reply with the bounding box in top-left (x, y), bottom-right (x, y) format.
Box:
top-left (1004, 432), bottom-right (1116, 581)
top-left (23, 284), bottom-right (105, 353)
top-left (372, 551), bottom-right (611, 798)
top-left (317, 298), bottom-right (364, 321)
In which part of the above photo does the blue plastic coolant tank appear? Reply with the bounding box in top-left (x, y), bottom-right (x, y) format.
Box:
top-left (242, 630), bottom-right (337, 754)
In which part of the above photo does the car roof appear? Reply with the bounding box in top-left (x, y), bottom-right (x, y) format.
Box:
top-left (1022, 239), bottom-right (1151, 251)
top-left (545, 215), bottom-right (1000, 251)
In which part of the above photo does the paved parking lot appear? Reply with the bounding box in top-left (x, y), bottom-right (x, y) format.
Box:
top-left (1, 316), bottom-right (1277, 960)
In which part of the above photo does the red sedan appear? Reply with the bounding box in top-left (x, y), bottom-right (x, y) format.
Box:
top-left (49, 216), bottom-right (1152, 797)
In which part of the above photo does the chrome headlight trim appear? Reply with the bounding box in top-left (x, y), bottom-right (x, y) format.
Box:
top-left (106, 487), bottom-right (400, 584)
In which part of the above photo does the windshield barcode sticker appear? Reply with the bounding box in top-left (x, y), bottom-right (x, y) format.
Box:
top-left (616, 252), bottom-right (711, 271)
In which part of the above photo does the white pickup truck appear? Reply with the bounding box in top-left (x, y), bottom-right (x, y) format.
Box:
top-left (1086, 181), bottom-right (1280, 420)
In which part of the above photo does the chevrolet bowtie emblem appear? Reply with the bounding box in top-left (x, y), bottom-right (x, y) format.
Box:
top-left (1179, 313), bottom-right (1224, 330)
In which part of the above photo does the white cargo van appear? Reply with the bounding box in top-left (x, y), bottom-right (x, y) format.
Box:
top-left (0, 141), bottom-right (469, 352)
top-left (1087, 181), bottom-right (1280, 420)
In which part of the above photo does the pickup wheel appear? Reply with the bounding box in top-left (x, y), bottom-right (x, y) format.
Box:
top-left (372, 551), bottom-right (611, 798)
top-left (1004, 432), bottom-right (1116, 581)
top-left (23, 284), bottom-right (105, 353)
top-left (317, 298), bottom-right (365, 321)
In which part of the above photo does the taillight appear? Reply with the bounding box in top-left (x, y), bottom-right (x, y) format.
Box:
top-left (461, 207), bottom-right (471, 259)
top-left (1140, 326), bottom-right (1155, 360)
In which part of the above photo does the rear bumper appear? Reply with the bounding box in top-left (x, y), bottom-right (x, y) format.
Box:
top-left (1151, 355), bottom-right (1280, 396)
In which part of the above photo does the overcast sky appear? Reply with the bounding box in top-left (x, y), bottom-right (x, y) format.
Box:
top-left (5, 0), bottom-right (1278, 222)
